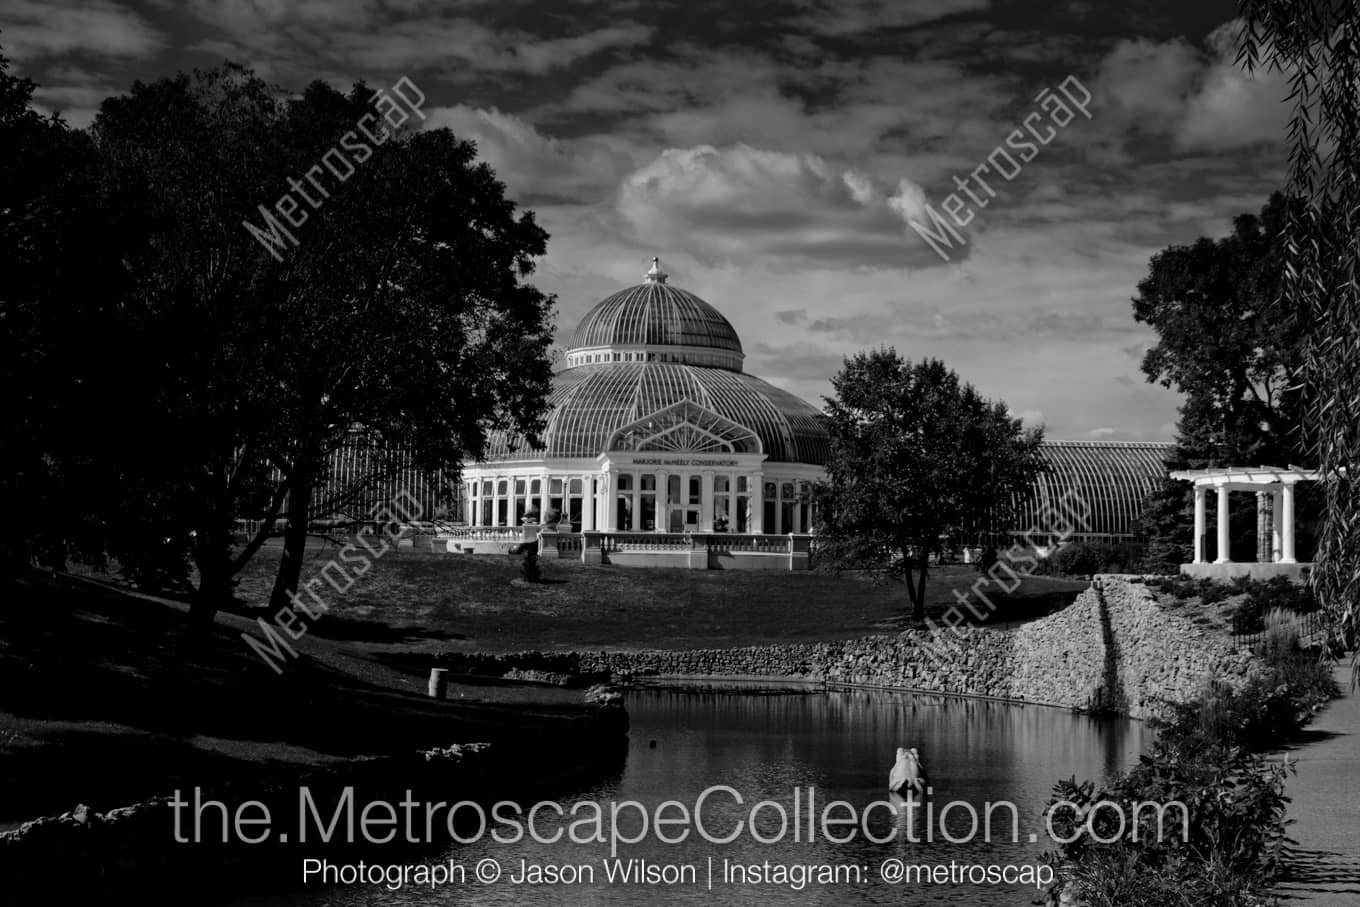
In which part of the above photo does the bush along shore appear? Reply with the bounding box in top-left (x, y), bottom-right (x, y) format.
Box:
top-left (1042, 600), bottom-right (1338, 907)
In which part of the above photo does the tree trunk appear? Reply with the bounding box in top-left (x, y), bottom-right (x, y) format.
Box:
top-left (189, 510), bottom-right (233, 628)
top-left (269, 472), bottom-right (314, 611)
top-left (191, 556), bottom-right (230, 628)
top-left (913, 550), bottom-right (929, 622)
top-left (902, 545), bottom-right (930, 622)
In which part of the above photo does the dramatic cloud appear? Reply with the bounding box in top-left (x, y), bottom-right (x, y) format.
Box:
top-left (791, 0), bottom-right (989, 35)
top-left (160, 1), bottom-right (653, 79)
top-left (1093, 37), bottom-right (1200, 122)
top-left (6, 0), bottom-right (1274, 440)
top-left (335, 21), bottom-right (654, 75)
top-left (422, 105), bottom-right (637, 202)
top-left (615, 144), bottom-right (934, 266)
top-left (2, 0), bottom-right (165, 60)
top-left (1090, 19), bottom-right (1290, 154)
top-left (1174, 21), bottom-right (1290, 152)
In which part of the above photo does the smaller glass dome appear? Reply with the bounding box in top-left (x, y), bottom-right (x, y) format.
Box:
top-left (565, 258), bottom-right (744, 371)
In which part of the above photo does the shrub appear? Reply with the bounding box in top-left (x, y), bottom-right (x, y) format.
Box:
top-left (520, 547), bottom-right (541, 583)
top-left (1047, 742), bottom-right (1292, 899)
top-left (1035, 540), bottom-right (1147, 576)
top-left (1047, 615), bottom-right (1336, 905)
top-left (1059, 839), bottom-right (1284, 907)
top-left (1158, 625), bottom-right (1334, 753)
top-left (1231, 597), bottom-right (1266, 634)
top-left (1230, 578), bottom-right (1317, 634)
top-left (1145, 574), bottom-right (1199, 600)
top-left (1195, 578), bottom-right (1230, 605)
top-left (1252, 575), bottom-right (1317, 614)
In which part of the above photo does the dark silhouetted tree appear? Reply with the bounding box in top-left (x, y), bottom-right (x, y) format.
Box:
top-left (1240, 2), bottom-right (1360, 658)
top-left (1132, 192), bottom-right (1315, 571)
top-left (0, 47), bottom-right (139, 578)
top-left (22, 63), bottom-right (556, 623)
top-left (815, 351), bottom-right (1045, 620)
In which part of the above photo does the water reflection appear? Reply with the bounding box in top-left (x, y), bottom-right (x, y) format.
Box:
top-left (232, 689), bottom-right (1151, 907)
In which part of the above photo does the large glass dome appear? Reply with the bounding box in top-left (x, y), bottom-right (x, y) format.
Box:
top-left (486, 258), bottom-right (830, 466)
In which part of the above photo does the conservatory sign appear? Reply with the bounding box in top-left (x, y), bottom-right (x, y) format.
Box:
top-left (630, 457), bottom-right (742, 468)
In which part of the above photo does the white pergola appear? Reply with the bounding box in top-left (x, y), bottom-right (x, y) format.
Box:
top-left (1169, 466), bottom-right (1319, 565)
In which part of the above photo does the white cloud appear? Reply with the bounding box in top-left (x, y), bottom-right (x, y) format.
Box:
top-left (1093, 37), bottom-right (1199, 121)
top-left (2, 0), bottom-right (164, 61)
top-left (615, 144), bottom-right (933, 265)
top-left (1090, 18), bottom-right (1290, 154)
top-left (422, 105), bottom-right (636, 201)
top-left (886, 179), bottom-right (929, 224)
top-left (1174, 21), bottom-right (1290, 152)
top-left (162, 1), bottom-right (653, 79)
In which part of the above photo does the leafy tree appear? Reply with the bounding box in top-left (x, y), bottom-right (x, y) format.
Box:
top-left (0, 46), bottom-right (135, 577)
top-left (1239, 2), bottom-right (1360, 659)
top-left (815, 351), bottom-right (1045, 620)
top-left (1132, 193), bottom-right (1316, 570)
top-left (37, 64), bottom-right (556, 623)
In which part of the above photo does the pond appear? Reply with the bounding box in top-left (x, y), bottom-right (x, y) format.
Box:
top-left (232, 687), bottom-right (1151, 906)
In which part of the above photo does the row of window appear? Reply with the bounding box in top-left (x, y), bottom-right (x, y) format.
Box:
top-left (464, 472), bottom-right (813, 534)
top-left (567, 350), bottom-right (738, 368)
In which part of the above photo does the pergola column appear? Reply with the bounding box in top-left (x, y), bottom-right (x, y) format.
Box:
top-left (1214, 484), bottom-right (1231, 564)
top-left (1271, 487), bottom-right (1283, 563)
top-left (1192, 485), bottom-right (1206, 564)
top-left (1280, 482), bottom-right (1297, 564)
top-left (1256, 491), bottom-right (1271, 563)
top-left (1171, 466), bottom-right (1318, 570)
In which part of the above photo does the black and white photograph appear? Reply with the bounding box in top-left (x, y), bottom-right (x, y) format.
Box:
top-left (2, 1), bottom-right (1359, 904)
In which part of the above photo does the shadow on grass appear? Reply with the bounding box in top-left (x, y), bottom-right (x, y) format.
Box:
top-left (298, 616), bottom-right (467, 643)
top-left (871, 588), bottom-right (1083, 632)
top-left (1278, 727), bottom-right (1347, 749)
top-left (0, 576), bottom-right (622, 822)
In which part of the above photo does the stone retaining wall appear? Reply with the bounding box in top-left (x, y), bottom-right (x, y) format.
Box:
top-left (446, 577), bottom-right (1254, 721)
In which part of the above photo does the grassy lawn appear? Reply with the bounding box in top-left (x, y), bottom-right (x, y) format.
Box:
top-left (1, 541), bottom-right (1085, 824)
top-left (231, 537), bottom-right (1090, 653)
top-left (0, 574), bottom-right (611, 825)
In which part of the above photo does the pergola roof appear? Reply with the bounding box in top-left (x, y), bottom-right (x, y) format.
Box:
top-left (1170, 466), bottom-right (1319, 486)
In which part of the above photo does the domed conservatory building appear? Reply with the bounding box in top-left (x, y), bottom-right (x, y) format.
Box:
top-left (439, 258), bottom-right (1176, 569)
top-left (452, 259), bottom-right (827, 567)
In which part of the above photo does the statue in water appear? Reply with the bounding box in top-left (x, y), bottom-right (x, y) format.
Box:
top-left (888, 746), bottom-right (928, 796)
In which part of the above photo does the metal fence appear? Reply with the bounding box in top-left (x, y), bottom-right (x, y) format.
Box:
top-left (1231, 609), bottom-right (1331, 650)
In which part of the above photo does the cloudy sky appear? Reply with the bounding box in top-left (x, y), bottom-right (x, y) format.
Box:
top-left (5, 0), bottom-right (1291, 441)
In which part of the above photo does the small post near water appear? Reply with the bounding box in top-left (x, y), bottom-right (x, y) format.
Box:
top-left (427, 667), bottom-right (447, 699)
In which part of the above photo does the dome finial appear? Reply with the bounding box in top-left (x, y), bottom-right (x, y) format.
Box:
top-left (645, 256), bottom-right (668, 284)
